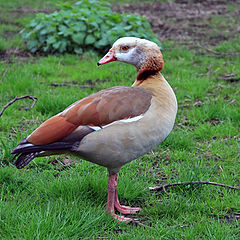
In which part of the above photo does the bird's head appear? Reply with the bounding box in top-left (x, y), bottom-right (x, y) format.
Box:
top-left (97, 37), bottom-right (163, 80)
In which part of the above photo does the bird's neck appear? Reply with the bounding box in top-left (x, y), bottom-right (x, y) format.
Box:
top-left (135, 52), bottom-right (164, 81)
top-left (136, 70), bottom-right (159, 81)
top-left (132, 72), bottom-right (177, 111)
top-left (132, 71), bottom-right (164, 89)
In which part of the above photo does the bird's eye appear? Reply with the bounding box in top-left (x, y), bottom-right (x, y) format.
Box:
top-left (121, 46), bottom-right (129, 52)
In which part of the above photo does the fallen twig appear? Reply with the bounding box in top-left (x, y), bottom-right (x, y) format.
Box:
top-left (41, 82), bottom-right (90, 88)
top-left (149, 181), bottom-right (239, 191)
top-left (217, 74), bottom-right (240, 83)
top-left (0, 95), bottom-right (38, 117)
top-left (197, 45), bottom-right (240, 58)
top-left (50, 82), bottom-right (89, 88)
top-left (1, 69), bottom-right (8, 82)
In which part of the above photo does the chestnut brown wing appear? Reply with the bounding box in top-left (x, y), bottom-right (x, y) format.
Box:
top-left (27, 86), bottom-right (152, 145)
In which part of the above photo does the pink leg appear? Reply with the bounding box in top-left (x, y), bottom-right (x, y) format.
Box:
top-left (113, 174), bottom-right (141, 214)
top-left (106, 173), bottom-right (116, 214)
top-left (106, 173), bottom-right (141, 222)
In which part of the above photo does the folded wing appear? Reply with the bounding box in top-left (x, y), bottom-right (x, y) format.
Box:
top-left (27, 86), bottom-right (152, 145)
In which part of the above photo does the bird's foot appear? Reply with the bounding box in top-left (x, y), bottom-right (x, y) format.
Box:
top-left (106, 173), bottom-right (141, 223)
top-left (115, 202), bottom-right (141, 215)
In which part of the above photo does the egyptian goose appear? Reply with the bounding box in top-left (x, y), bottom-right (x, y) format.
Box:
top-left (12, 37), bottom-right (177, 222)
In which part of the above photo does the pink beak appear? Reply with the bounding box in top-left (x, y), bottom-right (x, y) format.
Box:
top-left (97, 49), bottom-right (116, 66)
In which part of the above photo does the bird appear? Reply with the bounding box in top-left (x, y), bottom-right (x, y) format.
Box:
top-left (11, 37), bottom-right (178, 222)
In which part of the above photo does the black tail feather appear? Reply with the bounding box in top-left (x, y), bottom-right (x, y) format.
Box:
top-left (14, 152), bottom-right (40, 169)
top-left (11, 139), bottom-right (76, 169)
top-left (11, 126), bottom-right (94, 169)
top-left (11, 141), bottom-right (74, 155)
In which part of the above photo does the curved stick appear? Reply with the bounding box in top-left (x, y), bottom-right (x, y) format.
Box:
top-left (0, 95), bottom-right (38, 117)
top-left (149, 181), bottom-right (239, 191)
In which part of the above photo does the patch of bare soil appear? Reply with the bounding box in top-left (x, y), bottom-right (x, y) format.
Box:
top-left (10, 7), bottom-right (52, 18)
top-left (113, 0), bottom-right (240, 47)
top-left (0, 16), bottom-right (22, 27)
top-left (0, 7), bottom-right (53, 61)
top-left (1, 1), bottom-right (240, 60)
top-left (0, 49), bottom-right (32, 62)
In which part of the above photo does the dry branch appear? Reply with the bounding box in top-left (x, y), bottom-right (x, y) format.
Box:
top-left (41, 82), bottom-right (90, 88)
top-left (50, 82), bottom-right (90, 88)
top-left (217, 74), bottom-right (240, 83)
top-left (0, 95), bottom-right (38, 117)
top-left (149, 181), bottom-right (239, 192)
top-left (197, 45), bottom-right (240, 57)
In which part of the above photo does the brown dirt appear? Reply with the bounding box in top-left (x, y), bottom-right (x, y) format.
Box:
top-left (1, 0), bottom-right (240, 60)
top-left (113, 0), bottom-right (240, 47)
top-left (0, 49), bottom-right (32, 62)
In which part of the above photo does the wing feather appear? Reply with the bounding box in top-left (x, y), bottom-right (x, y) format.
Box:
top-left (27, 86), bottom-right (152, 145)
top-left (27, 116), bottom-right (78, 145)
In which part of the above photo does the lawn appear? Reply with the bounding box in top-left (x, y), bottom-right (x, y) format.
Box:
top-left (0, 0), bottom-right (239, 239)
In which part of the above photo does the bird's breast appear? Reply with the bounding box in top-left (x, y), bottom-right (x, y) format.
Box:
top-left (75, 91), bottom-right (177, 174)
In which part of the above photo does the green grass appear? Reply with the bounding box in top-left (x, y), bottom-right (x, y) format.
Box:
top-left (0, 0), bottom-right (240, 239)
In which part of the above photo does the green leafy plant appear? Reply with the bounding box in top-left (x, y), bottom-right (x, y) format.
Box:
top-left (20, 0), bottom-right (161, 54)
